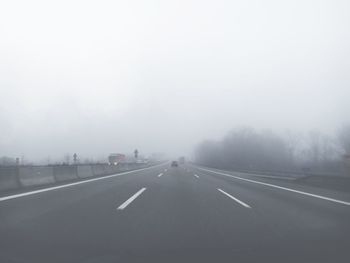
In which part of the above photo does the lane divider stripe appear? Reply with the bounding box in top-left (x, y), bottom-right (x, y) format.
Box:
top-left (218, 188), bottom-right (251, 208)
top-left (117, 187), bottom-right (147, 210)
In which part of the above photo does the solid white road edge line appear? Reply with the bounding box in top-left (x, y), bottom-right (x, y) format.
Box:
top-left (242, 173), bottom-right (295, 181)
top-left (0, 164), bottom-right (165, 202)
top-left (218, 188), bottom-right (251, 208)
top-left (197, 167), bottom-right (350, 207)
top-left (117, 188), bottom-right (147, 210)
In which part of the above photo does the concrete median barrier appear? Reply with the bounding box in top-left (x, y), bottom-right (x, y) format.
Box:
top-left (111, 165), bottom-right (121, 173)
top-left (53, 166), bottom-right (78, 182)
top-left (0, 162), bottom-right (161, 194)
top-left (77, 165), bottom-right (94, 178)
top-left (104, 165), bottom-right (115, 175)
top-left (118, 163), bottom-right (129, 172)
top-left (92, 165), bottom-right (107, 176)
top-left (0, 167), bottom-right (20, 191)
top-left (128, 163), bottom-right (137, 170)
top-left (18, 167), bottom-right (55, 187)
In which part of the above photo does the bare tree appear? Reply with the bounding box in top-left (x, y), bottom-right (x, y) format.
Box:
top-left (284, 130), bottom-right (302, 168)
top-left (338, 124), bottom-right (350, 155)
top-left (63, 153), bottom-right (71, 165)
top-left (195, 127), bottom-right (290, 171)
top-left (0, 156), bottom-right (16, 166)
top-left (195, 127), bottom-right (345, 175)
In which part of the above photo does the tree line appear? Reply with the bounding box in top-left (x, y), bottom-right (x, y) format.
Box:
top-left (194, 125), bottom-right (350, 176)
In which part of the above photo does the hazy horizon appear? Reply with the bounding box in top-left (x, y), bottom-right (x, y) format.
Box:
top-left (1, 0), bottom-right (349, 162)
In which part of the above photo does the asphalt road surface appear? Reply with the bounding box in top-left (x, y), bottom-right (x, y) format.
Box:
top-left (1, 163), bottom-right (350, 263)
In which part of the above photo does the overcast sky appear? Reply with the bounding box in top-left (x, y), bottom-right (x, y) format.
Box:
top-left (1, 0), bottom-right (349, 162)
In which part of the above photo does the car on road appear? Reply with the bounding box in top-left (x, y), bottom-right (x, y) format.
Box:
top-left (171, 161), bottom-right (178, 167)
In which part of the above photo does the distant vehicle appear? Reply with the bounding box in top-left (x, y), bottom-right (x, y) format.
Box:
top-left (171, 161), bottom-right (178, 167)
top-left (178, 156), bottom-right (185, 164)
top-left (108, 153), bottom-right (126, 165)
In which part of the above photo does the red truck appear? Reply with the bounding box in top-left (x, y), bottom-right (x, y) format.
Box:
top-left (108, 153), bottom-right (126, 165)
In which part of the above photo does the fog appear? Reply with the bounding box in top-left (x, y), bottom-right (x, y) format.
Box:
top-left (1, 0), bottom-right (349, 163)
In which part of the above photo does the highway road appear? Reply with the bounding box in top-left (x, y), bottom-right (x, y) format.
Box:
top-left (1, 163), bottom-right (350, 263)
